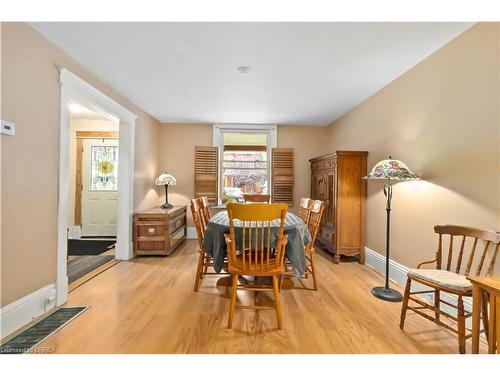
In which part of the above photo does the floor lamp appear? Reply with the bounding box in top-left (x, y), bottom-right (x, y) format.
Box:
top-left (364, 157), bottom-right (420, 302)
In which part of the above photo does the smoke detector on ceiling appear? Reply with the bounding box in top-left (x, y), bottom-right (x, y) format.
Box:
top-left (237, 66), bottom-right (250, 74)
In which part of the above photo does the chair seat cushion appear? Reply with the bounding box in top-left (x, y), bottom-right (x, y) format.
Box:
top-left (408, 268), bottom-right (472, 292)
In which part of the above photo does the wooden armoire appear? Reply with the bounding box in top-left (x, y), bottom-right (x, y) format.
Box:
top-left (309, 151), bottom-right (368, 264)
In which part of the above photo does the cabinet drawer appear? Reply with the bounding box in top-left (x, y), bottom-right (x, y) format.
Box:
top-left (169, 212), bottom-right (186, 234)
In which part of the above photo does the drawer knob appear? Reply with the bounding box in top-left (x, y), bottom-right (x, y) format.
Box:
top-left (175, 220), bottom-right (181, 228)
top-left (147, 227), bottom-right (156, 236)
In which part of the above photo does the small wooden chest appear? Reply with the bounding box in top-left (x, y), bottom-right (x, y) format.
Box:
top-left (133, 206), bottom-right (187, 256)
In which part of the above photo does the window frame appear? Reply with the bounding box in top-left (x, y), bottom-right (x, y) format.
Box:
top-left (213, 124), bottom-right (277, 205)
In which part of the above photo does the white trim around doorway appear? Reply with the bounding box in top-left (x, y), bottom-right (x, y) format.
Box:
top-left (56, 68), bottom-right (137, 306)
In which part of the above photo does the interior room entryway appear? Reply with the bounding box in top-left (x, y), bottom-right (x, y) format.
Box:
top-left (56, 68), bottom-right (137, 307)
top-left (66, 102), bottom-right (120, 287)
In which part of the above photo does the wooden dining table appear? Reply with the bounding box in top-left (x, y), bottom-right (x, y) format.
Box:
top-left (201, 210), bottom-right (311, 277)
top-left (468, 275), bottom-right (500, 354)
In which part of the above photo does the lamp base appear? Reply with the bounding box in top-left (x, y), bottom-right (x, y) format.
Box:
top-left (160, 203), bottom-right (173, 210)
top-left (371, 286), bottom-right (403, 302)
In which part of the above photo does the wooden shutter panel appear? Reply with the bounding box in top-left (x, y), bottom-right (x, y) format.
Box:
top-left (271, 148), bottom-right (294, 204)
top-left (194, 146), bottom-right (219, 205)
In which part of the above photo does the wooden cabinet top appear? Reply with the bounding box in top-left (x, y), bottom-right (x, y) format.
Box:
top-left (134, 206), bottom-right (186, 217)
top-left (309, 151), bottom-right (368, 163)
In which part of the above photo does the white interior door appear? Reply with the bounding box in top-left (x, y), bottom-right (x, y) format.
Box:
top-left (81, 138), bottom-right (119, 237)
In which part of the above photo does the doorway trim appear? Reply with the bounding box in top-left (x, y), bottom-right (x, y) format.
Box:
top-left (57, 68), bottom-right (137, 305)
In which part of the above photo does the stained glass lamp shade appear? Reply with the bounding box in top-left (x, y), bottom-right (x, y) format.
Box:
top-left (155, 173), bottom-right (176, 209)
top-left (364, 157), bottom-right (420, 302)
top-left (365, 158), bottom-right (420, 181)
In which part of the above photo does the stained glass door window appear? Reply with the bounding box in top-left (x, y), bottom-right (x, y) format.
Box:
top-left (90, 145), bottom-right (118, 191)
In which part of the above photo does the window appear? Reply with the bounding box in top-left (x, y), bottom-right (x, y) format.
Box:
top-left (213, 125), bottom-right (277, 205)
top-left (90, 145), bottom-right (118, 191)
top-left (221, 133), bottom-right (268, 203)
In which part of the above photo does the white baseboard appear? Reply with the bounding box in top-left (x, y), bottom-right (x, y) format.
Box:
top-left (186, 226), bottom-right (197, 239)
top-left (0, 283), bottom-right (57, 339)
top-left (364, 247), bottom-right (472, 323)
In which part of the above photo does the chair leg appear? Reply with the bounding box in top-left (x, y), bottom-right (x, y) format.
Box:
top-left (481, 290), bottom-right (489, 342)
top-left (309, 253), bottom-right (318, 291)
top-left (400, 277), bottom-right (411, 329)
top-left (457, 296), bottom-right (466, 354)
top-left (272, 275), bottom-right (283, 330)
top-left (227, 274), bottom-right (238, 329)
top-left (434, 290), bottom-right (440, 321)
top-left (193, 252), bottom-right (204, 292)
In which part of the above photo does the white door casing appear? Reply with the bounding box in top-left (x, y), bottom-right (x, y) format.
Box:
top-left (81, 138), bottom-right (119, 237)
top-left (57, 68), bottom-right (136, 306)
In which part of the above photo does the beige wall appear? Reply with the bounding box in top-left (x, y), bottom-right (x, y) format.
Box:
top-left (327, 23), bottom-right (500, 272)
top-left (159, 124), bottom-right (213, 226)
top-left (159, 124), bottom-right (329, 225)
top-left (1, 22), bottom-right (161, 307)
top-left (277, 126), bottom-right (330, 214)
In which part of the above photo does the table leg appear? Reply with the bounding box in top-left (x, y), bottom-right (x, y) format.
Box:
top-left (496, 296), bottom-right (500, 354)
top-left (472, 284), bottom-right (482, 354)
top-left (488, 293), bottom-right (497, 354)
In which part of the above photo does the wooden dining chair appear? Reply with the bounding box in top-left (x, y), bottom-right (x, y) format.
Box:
top-left (191, 197), bottom-right (227, 291)
top-left (200, 196), bottom-right (211, 222)
top-left (243, 194), bottom-right (271, 203)
top-left (282, 199), bottom-right (324, 290)
top-left (299, 197), bottom-right (312, 223)
top-left (225, 203), bottom-right (288, 329)
top-left (303, 200), bottom-right (325, 290)
top-left (400, 225), bottom-right (500, 354)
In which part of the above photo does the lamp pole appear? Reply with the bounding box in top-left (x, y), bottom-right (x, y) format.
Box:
top-left (371, 179), bottom-right (403, 302)
top-left (384, 181), bottom-right (392, 290)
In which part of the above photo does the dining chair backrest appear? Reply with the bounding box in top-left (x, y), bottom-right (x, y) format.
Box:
top-left (434, 225), bottom-right (500, 277)
top-left (226, 203), bottom-right (288, 271)
top-left (299, 197), bottom-right (312, 223)
top-left (191, 198), bottom-right (208, 249)
top-left (306, 200), bottom-right (325, 250)
top-left (200, 196), bottom-right (211, 223)
top-left (243, 194), bottom-right (271, 203)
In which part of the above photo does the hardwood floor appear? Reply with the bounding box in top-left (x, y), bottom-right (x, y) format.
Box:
top-left (37, 240), bottom-right (484, 354)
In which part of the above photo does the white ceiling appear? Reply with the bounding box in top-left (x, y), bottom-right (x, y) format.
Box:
top-left (32, 22), bottom-right (472, 125)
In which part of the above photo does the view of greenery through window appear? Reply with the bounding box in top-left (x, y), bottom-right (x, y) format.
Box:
top-left (220, 131), bottom-right (269, 203)
top-left (222, 150), bottom-right (268, 203)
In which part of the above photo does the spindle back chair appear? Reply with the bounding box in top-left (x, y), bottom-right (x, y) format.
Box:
top-left (243, 194), bottom-right (271, 203)
top-left (225, 203), bottom-right (288, 329)
top-left (299, 197), bottom-right (312, 223)
top-left (282, 199), bottom-right (324, 290)
top-left (200, 196), bottom-right (211, 224)
top-left (303, 200), bottom-right (325, 290)
top-left (400, 225), bottom-right (500, 353)
top-left (191, 197), bottom-right (227, 291)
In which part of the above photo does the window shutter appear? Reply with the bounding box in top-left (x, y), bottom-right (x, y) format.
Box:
top-left (271, 148), bottom-right (294, 204)
top-left (194, 146), bottom-right (219, 205)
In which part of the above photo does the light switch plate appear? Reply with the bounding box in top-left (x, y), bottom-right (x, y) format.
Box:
top-left (1, 120), bottom-right (15, 136)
